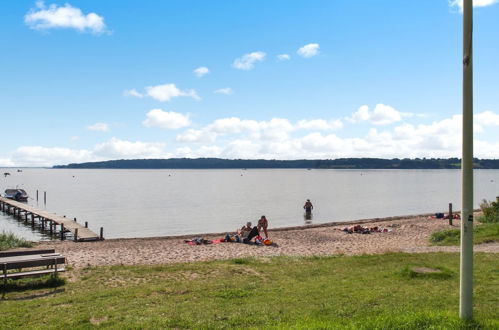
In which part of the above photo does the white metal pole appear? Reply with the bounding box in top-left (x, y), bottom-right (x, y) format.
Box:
top-left (460, 0), bottom-right (474, 320)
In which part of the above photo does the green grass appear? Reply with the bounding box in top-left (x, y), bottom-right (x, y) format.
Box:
top-left (430, 222), bottom-right (499, 246)
top-left (1, 253), bottom-right (499, 329)
top-left (0, 231), bottom-right (33, 251)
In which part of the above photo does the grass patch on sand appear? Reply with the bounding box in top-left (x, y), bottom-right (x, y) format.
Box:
top-left (430, 221), bottom-right (499, 246)
top-left (0, 231), bottom-right (33, 251)
top-left (1, 253), bottom-right (498, 329)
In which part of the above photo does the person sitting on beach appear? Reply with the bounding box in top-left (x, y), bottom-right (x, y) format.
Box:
top-left (257, 215), bottom-right (269, 238)
top-left (303, 199), bottom-right (313, 214)
top-left (237, 222), bottom-right (253, 239)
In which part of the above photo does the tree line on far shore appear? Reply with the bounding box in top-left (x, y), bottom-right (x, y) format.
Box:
top-left (52, 157), bottom-right (499, 169)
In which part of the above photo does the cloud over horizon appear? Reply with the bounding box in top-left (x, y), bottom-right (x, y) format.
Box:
top-left (3, 109), bottom-right (499, 167)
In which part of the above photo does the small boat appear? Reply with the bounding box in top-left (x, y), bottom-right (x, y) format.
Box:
top-left (4, 189), bottom-right (29, 202)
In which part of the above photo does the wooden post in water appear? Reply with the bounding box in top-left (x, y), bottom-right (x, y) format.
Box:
top-left (44, 191), bottom-right (46, 205)
top-left (85, 221), bottom-right (88, 228)
top-left (60, 224), bottom-right (65, 241)
top-left (449, 203), bottom-right (453, 226)
top-left (36, 190), bottom-right (39, 201)
top-left (100, 227), bottom-right (104, 240)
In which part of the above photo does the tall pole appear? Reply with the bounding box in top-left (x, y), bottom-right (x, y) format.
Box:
top-left (460, 0), bottom-right (474, 320)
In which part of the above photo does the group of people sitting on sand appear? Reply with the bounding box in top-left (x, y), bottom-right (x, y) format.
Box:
top-left (341, 224), bottom-right (390, 234)
top-left (225, 215), bottom-right (272, 245)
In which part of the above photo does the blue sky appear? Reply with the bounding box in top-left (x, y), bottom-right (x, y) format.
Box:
top-left (1, 0), bottom-right (499, 166)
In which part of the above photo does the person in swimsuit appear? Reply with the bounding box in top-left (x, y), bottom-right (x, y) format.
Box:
top-left (303, 199), bottom-right (313, 215)
top-left (257, 215), bottom-right (269, 238)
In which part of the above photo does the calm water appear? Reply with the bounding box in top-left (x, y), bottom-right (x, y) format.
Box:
top-left (1, 168), bottom-right (498, 240)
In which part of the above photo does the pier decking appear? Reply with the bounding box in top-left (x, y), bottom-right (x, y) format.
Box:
top-left (0, 197), bottom-right (101, 241)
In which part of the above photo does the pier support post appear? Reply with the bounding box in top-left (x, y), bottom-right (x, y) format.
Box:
top-left (44, 191), bottom-right (46, 205)
top-left (60, 224), bottom-right (65, 241)
top-left (36, 190), bottom-right (39, 201)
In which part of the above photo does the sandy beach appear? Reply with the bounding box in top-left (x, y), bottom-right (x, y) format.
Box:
top-left (36, 215), bottom-right (499, 269)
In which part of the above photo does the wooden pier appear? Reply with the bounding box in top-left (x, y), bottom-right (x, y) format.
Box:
top-left (0, 197), bottom-right (101, 241)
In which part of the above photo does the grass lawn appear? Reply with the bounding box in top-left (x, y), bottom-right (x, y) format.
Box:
top-left (1, 253), bottom-right (498, 329)
top-left (430, 222), bottom-right (499, 246)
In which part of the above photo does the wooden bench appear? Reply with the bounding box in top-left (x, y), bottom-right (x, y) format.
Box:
top-left (1, 249), bottom-right (66, 288)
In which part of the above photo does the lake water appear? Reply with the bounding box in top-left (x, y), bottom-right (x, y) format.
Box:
top-left (1, 168), bottom-right (499, 240)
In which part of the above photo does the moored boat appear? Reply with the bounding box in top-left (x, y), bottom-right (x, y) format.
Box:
top-left (4, 189), bottom-right (29, 202)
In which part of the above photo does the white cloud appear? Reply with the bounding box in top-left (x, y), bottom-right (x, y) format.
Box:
top-left (145, 84), bottom-right (200, 102)
top-left (87, 122), bottom-right (110, 132)
top-left (348, 104), bottom-right (403, 125)
top-left (297, 119), bottom-right (343, 131)
top-left (142, 109), bottom-right (191, 129)
top-left (297, 43), bottom-right (320, 58)
top-left (277, 54), bottom-right (291, 61)
top-left (233, 51), bottom-right (266, 70)
top-left (176, 129), bottom-right (217, 143)
top-left (24, 1), bottom-right (107, 34)
top-left (475, 110), bottom-right (499, 127)
top-left (449, 0), bottom-right (498, 11)
top-left (5, 110), bottom-right (499, 167)
top-left (93, 138), bottom-right (167, 159)
top-left (194, 66), bottom-right (210, 77)
top-left (123, 89), bottom-right (144, 98)
top-left (214, 88), bottom-right (234, 95)
top-left (1, 138), bottom-right (171, 166)
top-left (9, 146), bottom-right (94, 167)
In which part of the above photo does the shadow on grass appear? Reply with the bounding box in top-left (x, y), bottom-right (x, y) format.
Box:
top-left (2, 275), bottom-right (66, 296)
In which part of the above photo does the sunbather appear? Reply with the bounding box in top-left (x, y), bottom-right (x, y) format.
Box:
top-left (237, 222), bottom-right (253, 238)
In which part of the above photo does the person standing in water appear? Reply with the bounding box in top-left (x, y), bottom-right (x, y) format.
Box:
top-left (303, 199), bottom-right (313, 215)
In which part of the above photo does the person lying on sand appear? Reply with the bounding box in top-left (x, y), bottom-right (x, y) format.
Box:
top-left (341, 225), bottom-right (390, 234)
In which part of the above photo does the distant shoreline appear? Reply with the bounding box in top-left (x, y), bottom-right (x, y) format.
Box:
top-left (52, 157), bottom-right (499, 170)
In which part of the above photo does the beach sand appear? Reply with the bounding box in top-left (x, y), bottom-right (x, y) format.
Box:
top-left (36, 215), bottom-right (499, 269)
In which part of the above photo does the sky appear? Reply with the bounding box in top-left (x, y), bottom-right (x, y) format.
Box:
top-left (1, 0), bottom-right (499, 167)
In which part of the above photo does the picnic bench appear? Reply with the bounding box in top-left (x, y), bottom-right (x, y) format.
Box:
top-left (1, 248), bottom-right (66, 288)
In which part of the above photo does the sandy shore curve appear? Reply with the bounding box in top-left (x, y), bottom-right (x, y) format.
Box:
top-left (36, 214), bottom-right (499, 269)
